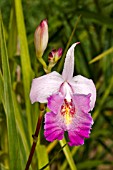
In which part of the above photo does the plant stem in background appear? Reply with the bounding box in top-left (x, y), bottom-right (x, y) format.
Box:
top-left (25, 104), bottom-right (45, 170)
top-left (57, 15), bottom-right (81, 73)
top-left (38, 57), bottom-right (48, 72)
top-left (59, 138), bottom-right (77, 170)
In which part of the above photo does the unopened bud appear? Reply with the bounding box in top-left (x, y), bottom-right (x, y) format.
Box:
top-left (48, 48), bottom-right (63, 64)
top-left (34, 19), bottom-right (48, 58)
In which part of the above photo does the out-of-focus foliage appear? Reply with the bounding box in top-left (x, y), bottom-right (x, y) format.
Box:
top-left (0, 0), bottom-right (113, 170)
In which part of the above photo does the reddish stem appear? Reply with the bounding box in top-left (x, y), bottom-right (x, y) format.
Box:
top-left (25, 105), bottom-right (44, 170)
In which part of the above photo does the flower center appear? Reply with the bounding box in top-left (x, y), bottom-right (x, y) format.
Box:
top-left (61, 99), bottom-right (75, 128)
top-left (60, 82), bottom-right (73, 102)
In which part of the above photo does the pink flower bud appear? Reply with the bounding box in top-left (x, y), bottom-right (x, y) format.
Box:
top-left (57, 48), bottom-right (63, 57)
top-left (34, 19), bottom-right (48, 57)
top-left (48, 48), bottom-right (63, 63)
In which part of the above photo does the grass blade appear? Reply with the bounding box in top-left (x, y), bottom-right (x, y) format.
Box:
top-left (89, 47), bottom-right (113, 64)
top-left (14, 0), bottom-right (34, 143)
top-left (37, 145), bottom-right (50, 170)
top-left (77, 160), bottom-right (103, 169)
top-left (93, 76), bottom-right (113, 120)
top-left (0, 14), bottom-right (23, 170)
top-left (7, 8), bottom-right (17, 59)
top-left (76, 10), bottom-right (113, 29)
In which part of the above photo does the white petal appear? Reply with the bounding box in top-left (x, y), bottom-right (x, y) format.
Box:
top-left (60, 82), bottom-right (72, 102)
top-left (62, 42), bottom-right (80, 81)
top-left (30, 71), bottom-right (64, 103)
top-left (69, 75), bottom-right (96, 110)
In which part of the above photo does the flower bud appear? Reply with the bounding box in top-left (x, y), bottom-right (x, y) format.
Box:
top-left (48, 48), bottom-right (63, 64)
top-left (34, 19), bottom-right (48, 57)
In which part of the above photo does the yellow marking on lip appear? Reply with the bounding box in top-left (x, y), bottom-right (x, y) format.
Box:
top-left (64, 106), bottom-right (72, 125)
top-left (61, 99), bottom-right (75, 127)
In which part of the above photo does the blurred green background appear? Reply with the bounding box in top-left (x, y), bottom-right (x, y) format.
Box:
top-left (0, 0), bottom-right (113, 170)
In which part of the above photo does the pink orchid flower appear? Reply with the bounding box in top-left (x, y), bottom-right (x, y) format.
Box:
top-left (30, 43), bottom-right (96, 146)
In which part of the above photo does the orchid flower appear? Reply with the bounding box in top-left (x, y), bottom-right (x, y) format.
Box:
top-left (30, 43), bottom-right (96, 146)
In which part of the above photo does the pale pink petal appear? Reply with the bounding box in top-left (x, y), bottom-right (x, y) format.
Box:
top-left (44, 112), bottom-right (64, 142)
top-left (69, 75), bottom-right (96, 110)
top-left (47, 93), bottom-right (64, 114)
top-left (62, 43), bottom-right (80, 81)
top-left (72, 93), bottom-right (91, 113)
top-left (30, 71), bottom-right (64, 103)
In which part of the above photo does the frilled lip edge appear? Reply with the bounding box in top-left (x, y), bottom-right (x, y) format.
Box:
top-left (44, 93), bottom-right (94, 146)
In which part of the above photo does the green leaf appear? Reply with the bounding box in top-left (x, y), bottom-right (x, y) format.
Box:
top-left (0, 115), bottom-right (9, 169)
top-left (0, 164), bottom-right (9, 170)
top-left (76, 10), bottom-right (113, 29)
top-left (12, 92), bottom-right (30, 157)
top-left (14, 0), bottom-right (34, 143)
top-left (77, 160), bottom-right (103, 169)
top-left (0, 57), bottom-right (31, 170)
top-left (89, 47), bottom-right (113, 64)
top-left (0, 14), bottom-right (23, 170)
top-left (0, 70), bottom-right (4, 105)
top-left (36, 145), bottom-right (50, 170)
top-left (7, 8), bottom-right (17, 59)
top-left (93, 76), bottom-right (113, 120)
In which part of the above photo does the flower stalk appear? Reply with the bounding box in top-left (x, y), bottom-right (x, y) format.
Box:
top-left (60, 138), bottom-right (77, 170)
top-left (25, 104), bottom-right (45, 170)
top-left (38, 57), bottom-right (48, 72)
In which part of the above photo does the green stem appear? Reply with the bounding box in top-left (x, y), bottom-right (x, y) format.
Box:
top-left (61, 146), bottom-right (79, 170)
top-left (46, 140), bottom-right (58, 154)
top-left (57, 15), bottom-right (81, 73)
top-left (38, 57), bottom-right (48, 71)
top-left (59, 138), bottom-right (77, 170)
